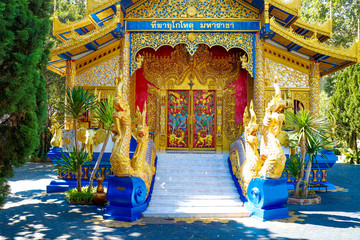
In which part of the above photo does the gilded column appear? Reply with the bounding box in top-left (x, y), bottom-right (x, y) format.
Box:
top-left (216, 90), bottom-right (223, 152)
top-left (120, 32), bottom-right (131, 101)
top-left (65, 60), bottom-right (76, 128)
top-left (309, 61), bottom-right (320, 116)
top-left (65, 60), bottom-right (76, 88)
top-left (159, 89), bottom-right (167, 150)
top-left (254, 34), bottom-right (265, 124)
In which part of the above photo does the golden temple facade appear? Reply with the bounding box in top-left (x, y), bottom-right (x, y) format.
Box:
top-left (48, 0), bottom-right (360, 152)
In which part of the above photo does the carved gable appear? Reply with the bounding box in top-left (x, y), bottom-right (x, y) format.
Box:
top-left (126, 0), bottom-right (259, 19)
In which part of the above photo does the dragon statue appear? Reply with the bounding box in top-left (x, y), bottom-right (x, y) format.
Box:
top-left (49, 114), bottom-right (62, 148)
top-left (110, 78), bottom-right (154, 192)
top-left (258, 83), bottom-right (287, 178)
top-left (241, 101), bottom-right (262, 194)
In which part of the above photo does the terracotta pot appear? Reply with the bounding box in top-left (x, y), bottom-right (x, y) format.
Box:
top-left (287, 196), bottom-right (321, 205)
top-left (93, 177), bottom-right (107, 206)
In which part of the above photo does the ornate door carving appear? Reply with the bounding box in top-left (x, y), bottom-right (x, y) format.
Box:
top-left (167, 90), bottom-right (189, 148)
top-left (193, 90), bottom-right (215, 149)
top-left (167, 90), bottom-right (215, 150)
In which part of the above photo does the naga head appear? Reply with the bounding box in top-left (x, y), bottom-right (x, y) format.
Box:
top-left (136, 103), bottom-right (149, 142)
top-left (245, 101), bottom-right (258, 136)
top-left (266, 74), bottom-right (286, 114)
top-left (114, 76), bottom-right (129, 113)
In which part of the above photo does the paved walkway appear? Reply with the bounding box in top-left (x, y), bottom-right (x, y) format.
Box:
top-left (0, 162), bottom-right (359, 239)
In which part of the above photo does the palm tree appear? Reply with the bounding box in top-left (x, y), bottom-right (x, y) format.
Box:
top-left (285, 110), bottom-right (328, 198)
top-left (304, 133), bottom-right (327, 197)
top-left (87, 96), bottom-right (114, 193)
top-left (56, 86), bottom-right (97, 192)
top-left (54, 149), bottom-right (92, 191)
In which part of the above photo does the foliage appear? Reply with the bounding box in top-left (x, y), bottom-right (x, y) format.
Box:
top-left (330, 64), bottom-right (360, 164)
top-left (55, 86), bottom-right (97, 192)
top-left (0, 0), bottom-right (52, 208)
top-left (0, 177), bottom-right (10, 209)
top-left (56, 87), bottom-right (98, 124)
top-left (87, 97), bottom-right (114, 193)
top-left (53, 149), bottom-right (92, 176)
top-left (285, 154), bottom-right (302, 179)
top-left (65, 186), bottom-right (96, 204)
top-left (286, 110), bottom-right (329, 198)
top-left (339, 147), bottom-right (360, 164)
top-left (93, 97), bottom-right (115, 131)
top-left (55, 0), bottom-right (86, 23)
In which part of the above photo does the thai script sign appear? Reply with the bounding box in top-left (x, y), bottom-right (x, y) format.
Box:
top-left (126, 20), bottom-right (260, 32)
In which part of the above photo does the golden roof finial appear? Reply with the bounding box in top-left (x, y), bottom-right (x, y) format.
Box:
top-left (249, 101), bottom-right (257, 125)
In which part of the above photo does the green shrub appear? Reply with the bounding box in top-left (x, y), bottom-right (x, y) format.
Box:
top-left (65, 187), bottom-right (96, 204)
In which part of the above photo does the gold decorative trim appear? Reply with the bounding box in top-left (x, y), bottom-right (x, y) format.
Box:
top-left (50, 18), bottom-right (118, 57)
top-left (75, 40), bottom-right (122, 74)
top-left (270, 17), bottom-right (359, 62)
top-left (263, 42), bottom-right (311, 75)
top-left (53, 16), bottom-right (93, 37)
top-left (293, 17), bottom-right (332, 38)
top-left (130, 32), bottom-right (254, 76)
top-left (126, 0), bottom-right (259, 20)
top-left (268, 0), bottom-right (300, 17)
top-left (86, 0), bottom-right (118, 16)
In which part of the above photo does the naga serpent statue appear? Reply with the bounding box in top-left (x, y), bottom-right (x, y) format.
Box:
top-left (240, 82), bottom-right (287, 195)
top-left (110, 78), bottom-right (154, 192)
top-left (241, 101), bottom-right (262, 194)
top-left (258, 82), bottom-right (287, 178)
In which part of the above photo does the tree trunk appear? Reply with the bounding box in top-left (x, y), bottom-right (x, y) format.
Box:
top-left (354, 132), bottom-right (359, 164)
top-left (294, 136), bottom-right (305, 197)
top-left (302, 154), bottom-right (313, 198)
top-left (87, 130), bottom-right (111, 193)
top-left (74, 120), bottom-right (81, 192)
top-left (77, 166), bottom-right (82, 192)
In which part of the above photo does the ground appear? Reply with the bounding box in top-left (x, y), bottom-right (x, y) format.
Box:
top-left (0, 162), bottom-right (359, 240)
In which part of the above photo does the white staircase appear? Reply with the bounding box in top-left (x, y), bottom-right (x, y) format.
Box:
top-left (143, 153), bottom-right (251, 218)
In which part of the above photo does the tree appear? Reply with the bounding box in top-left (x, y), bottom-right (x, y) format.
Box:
top-left (55, 86), bottom-right (97, 192)
top-left (301, 0), bottom-right (359, 97)
top-left (87, 97), bottom-right (114, 193)
top-left (286, 110), bottom-right (328, 197)
top-left (330, 64), bottom-right (360, 164)
top-left (0, 0), bottom-right (52, 208)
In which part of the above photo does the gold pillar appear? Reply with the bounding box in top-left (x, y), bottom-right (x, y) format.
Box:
top-left (216, 90), bottom-right (223, 152)
top-left (159, 89), bottom-right (167, 151)
top-left (121, 32), bottom-right (131, 101)
top-left (65, 60), bottom-right (76, 128)
top-left (254, 34), bottom-right (265, 124)
top-left (309, 61), bottom-right (320, 116)
top-left (65, 60), bottom-right (76, 88)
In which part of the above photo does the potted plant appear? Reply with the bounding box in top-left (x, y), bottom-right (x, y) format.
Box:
top-left (285, 109), bottom-right (329, 199)
top-left (55, 86), bottom-right (97, 192)
top-left (87, 96), bottom-right (114, 194)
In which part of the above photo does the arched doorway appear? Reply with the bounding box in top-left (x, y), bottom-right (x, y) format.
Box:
top-left (132, 44), bottom-right (250, 151)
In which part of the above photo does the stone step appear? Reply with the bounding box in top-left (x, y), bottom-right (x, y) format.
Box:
top-left (144, 153), bottom-right (248, 218)
top-left (152, 188), bottom-right (238, 195)
top-left (150, 194), bottom-right (241, 201)
top-left (157, 162), bottom-right (229, 169)
top-left (154, 182), bottom-right (237, 190)
top-left (143, 206), bottom-right (251, 218)
top-left (148, 199), bottom-right (243, 208)
top-left (155, 168), bottom-right (230, 175)
top-left (155, 175), bottom-right (232, 182)
top-left (154, 179), bottom-right (234, 188)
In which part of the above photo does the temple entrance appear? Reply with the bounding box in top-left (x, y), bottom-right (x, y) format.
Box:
top-left (134, 44), bottom-right (249, 151)
top-left (167, 90), bottom-right (215, 150)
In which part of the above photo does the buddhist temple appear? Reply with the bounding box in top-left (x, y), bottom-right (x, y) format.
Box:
top-left (47, 0), bottom-right (360, 220)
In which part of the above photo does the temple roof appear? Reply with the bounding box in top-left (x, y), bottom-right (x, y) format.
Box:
top-left (48, 0), bottom-right (359, 77)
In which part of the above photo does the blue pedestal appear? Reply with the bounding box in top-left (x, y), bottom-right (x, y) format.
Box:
top-left (245, 177), bottom-right (289, 221)
top-left (104, 175), bottom-right (148, 222)
top-left (46, 147), bottom-right (63, 160)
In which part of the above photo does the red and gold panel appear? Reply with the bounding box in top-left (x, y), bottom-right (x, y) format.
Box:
top-left (193, 90), bottom-right (215, 149)
top-left (167, 90), bottom-right (189, 148)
